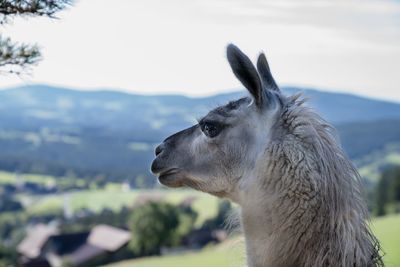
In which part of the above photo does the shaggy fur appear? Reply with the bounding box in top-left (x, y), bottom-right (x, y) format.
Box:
top-left (248, 94), bottom-right (384, 266)
top-left (151, 44), bottom-right (383, 267)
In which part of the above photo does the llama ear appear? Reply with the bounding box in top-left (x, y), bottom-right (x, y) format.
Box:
top-left (227, 44), bottom-right (264, 108)
top-left (257, 53), bottom-right (279, 92)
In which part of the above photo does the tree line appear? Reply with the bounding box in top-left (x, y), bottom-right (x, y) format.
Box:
top-left (375, 166), bottom-right (400, 216)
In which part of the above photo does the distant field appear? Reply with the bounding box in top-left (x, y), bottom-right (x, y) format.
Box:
top-left (105, 215), bottom-right (400, 267)
top-left (358, 150), bottom-right (400, 182)
top-left (20, 188), bottom-right (219, 226)
top-left (0, 171), bottom-right (56, 186)
top-left (0, 170), bottom-right (219, 225)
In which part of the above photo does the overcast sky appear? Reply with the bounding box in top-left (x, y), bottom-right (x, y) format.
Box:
top-left (1, 0), bottom-right (400, 101)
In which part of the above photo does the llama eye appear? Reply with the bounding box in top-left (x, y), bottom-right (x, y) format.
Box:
top-left (200, 122), bottom-right (222, 138)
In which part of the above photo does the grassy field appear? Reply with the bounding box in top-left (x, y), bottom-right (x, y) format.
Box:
top-left (105, 215), bottom-right (400, 267)
top-left (0, 171), bottom-right (56, 186)
top-left (20, 188), bottom-right (219, 225)
top-left (104, 239), bottom-right (245, 267)
top-left (371, 215), bottom-right (400, 267)
top-left (2, 170), bottom-right (399, 266)
top-left (106, 247), bottom-right (237, 267)
top-left (0, 170), bottom-right (218, 224)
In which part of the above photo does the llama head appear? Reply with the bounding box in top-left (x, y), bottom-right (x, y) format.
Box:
top-left (151, 44), bottom-right (283, 200)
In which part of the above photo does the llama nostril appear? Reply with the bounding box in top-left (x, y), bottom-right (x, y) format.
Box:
top-left (155, 144), bottom-right (164, 156)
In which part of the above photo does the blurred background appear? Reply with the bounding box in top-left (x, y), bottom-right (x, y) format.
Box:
top-left (0, 0), bottom-right (399, 266)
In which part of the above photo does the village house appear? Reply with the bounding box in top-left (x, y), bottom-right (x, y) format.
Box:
top-left (17, 224), bottom-right (131, 267)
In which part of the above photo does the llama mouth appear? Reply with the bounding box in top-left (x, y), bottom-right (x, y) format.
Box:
top-left (159, 168), bottom-right (179, 177)
top-left (158, 169), bottom-right (184, 188)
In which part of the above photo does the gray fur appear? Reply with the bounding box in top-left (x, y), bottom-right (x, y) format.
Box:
top-left (227, 44), bottom-right (264, 108)
top-left (151, 44), bottom-right (383, 267)
top-left (257, 53), bottom-right (279, 92)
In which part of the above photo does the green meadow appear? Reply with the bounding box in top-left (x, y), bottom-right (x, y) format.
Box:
top-left (371, 215), bottom-right (400, 267)
top-left (104, 238), bottom-right (246, 267)
top-left (105, 247), bottom-right (238, 267)
top-left (105, 215), bottom-right (400, 267)
top-left (2, 171), bottom-right (399, 266)
top-left (0, 171), bottom-right (56, 186)
top-left (17, 189), bottom-right (218, 226)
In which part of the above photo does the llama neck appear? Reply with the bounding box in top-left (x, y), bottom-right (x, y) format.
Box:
top-left (237, 139), bottom-right (382, 267)
top-left (240, 200), bottom-right (274, 267)
top-left (239, 176), bottom-right (330, 267)
top-left (239, 186), bottom-right (296, 267)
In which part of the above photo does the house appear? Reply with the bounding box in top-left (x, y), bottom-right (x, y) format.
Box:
top-left (18, 224), bottom-right (58, 259)
top-left (18, 224), bottom-right (131, 267)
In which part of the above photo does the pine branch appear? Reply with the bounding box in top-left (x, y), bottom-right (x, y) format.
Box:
top-left (0, 0), bottom-right (72, 75)
top-left (0, 0), bottom-right (72, 23)
top-left (0, 35), bottom-right (41, 75)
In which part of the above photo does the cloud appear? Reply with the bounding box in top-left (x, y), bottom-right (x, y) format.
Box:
top-left (0, 0), bottom-right (399, 102)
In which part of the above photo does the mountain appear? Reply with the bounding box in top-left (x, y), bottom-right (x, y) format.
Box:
top-left (283, 87), bottom-right (400, 123)
top-left (2, 85), bottom-right (400, 132)
top-left (0, 84), bottom-right (399, 185)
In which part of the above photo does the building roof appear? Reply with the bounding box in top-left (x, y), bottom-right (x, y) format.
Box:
top-left (87, 225), bottom-right (131, 252)
top-left (47, 232), bottom-right (90, 255)
top-left (18, 224), bottom-right (131, 267)
top-left (17, 224), bottom-right (57, 259)
top-left (20, 258), bottom-right (52, 267)
top-left (68, 243), bottom-right (105, 266)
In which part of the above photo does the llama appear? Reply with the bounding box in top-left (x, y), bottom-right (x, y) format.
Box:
top-left (151, 44), bottom-right (383, 267)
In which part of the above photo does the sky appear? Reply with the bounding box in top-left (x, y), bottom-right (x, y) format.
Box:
top-left (1, 0), bottom-right (400, 101)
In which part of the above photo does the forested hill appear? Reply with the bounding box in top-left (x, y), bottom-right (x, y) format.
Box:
top-left (2, 85), bottom-right (400, 129)
top-left (0, 84), bottom-right (399, 185)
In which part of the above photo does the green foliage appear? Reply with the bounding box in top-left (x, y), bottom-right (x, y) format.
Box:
top-left (391, 169), bottom-right (400, 203)
top-left (0, 243), bottom-right (17, 267)
top-left (376, 172), bottom-right (391, 216)
top-left (0, 212), bottom-right (27, 243)
top-left (375, 167), bottom-right (400, 216)
top-left (203, 200), bottom-right (232, 230)
top-left (0, 0), bottom-right (71, 21)
top-left (129, 202), bottom-right (180, 255)
top-left (175, 205), bottom-right (198, 241)
top-left (0, 194), bottom-right (23, 212)
top-left (358, 145), bottom-right (400, 183)
top-left (0, 36), bottom-right (40, 75)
